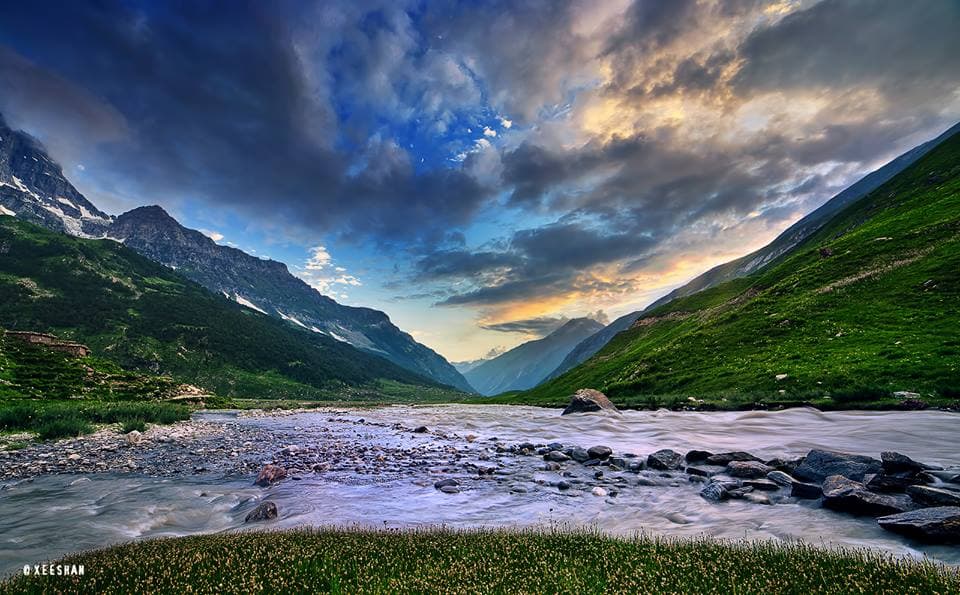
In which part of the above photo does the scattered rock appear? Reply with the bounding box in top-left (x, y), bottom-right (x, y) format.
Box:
top-left (439, 485), bottom-right (460, 494)
top-left (544, 450), bottom-right (570, 462)
top-left (686, 465), bottom-right (726, 478)
top-left (791, 481), bottom-right (823, 499)
top-left (881, 451), bottom-right (927, 474)
top-left (743, 479), bottom-right (780, 492)
top-left (892, 391), bottom-right (921, 400)
top-left (254, 464), bottom-right (287, 487)
top-left (244, 501), bottom-right (278, 522)
top-left (906, 485), bottom-right (960, 507)
top-left (125, 431), bottom-right (142, 445)
top-left (413, 426), bottom-right (429, 433)
top-left (591, 486), bottom-right (607, 497)
top-left (877, 507), bottom-right (960, 543)
top-left (793, 449), bottom-right (882, 483)
top-left (569, 448), bottom-right (590, 462)
top-left (766, 470), bottom-right (795, 487)
top-left (647, 449), bottom-right (684, 470)
top-left (67, 453), bottom-right (81, 461)
top-left (561, 389), bottom-right (620, 415)
top-left (587, 445), bottom-right (613, 460)
top-left (727, 461), bottom-right (772, 479)
top-left (557, 480), bottom-right (572, 491)
top-left (434, 479), bottom-right (459, 490)
top-left (700, 481), bottom-right (730, 502)
top-left (822, 475), bottom-right (912, 516)
top-left (706, 452), bottom-right (761, 466)
top-left (775, 374), bottom-right (789, 381)
top-left (685, 450), bottom-right (713, 463)
top-left (866, 472), bottom-right (926, 493)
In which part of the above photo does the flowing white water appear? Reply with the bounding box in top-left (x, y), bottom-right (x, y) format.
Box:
top-left (1, 406), bottom-right (958, 576)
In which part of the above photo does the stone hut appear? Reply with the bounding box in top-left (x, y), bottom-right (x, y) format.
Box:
top-left (4, 331), bottom-right (91, 357)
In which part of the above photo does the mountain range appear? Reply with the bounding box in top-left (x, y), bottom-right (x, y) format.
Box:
top-left (0, 113), bottom-right (472, 393)
top-left (548, 122), bottom-right (960, 381)
top-left (0, 216), bottom-right (442, 399)
top-left (464, 318), bottom-right (603, 396)
top-left (511, 122), bottom-right (960, 405)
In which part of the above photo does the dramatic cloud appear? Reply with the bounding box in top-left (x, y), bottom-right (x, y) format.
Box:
top-left (1, 0), bottom-right (957, 358)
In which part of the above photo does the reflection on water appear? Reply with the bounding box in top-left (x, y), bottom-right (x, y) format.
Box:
top-left (1, 406), bottom-right (958, 576)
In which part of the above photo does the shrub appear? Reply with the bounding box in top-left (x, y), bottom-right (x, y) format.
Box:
top-left (35, 418), bottom-right (92, 440)
top-left (121, 419), bottom-right (147, 433)
top-left (830, 385), bottom-right (891, 403)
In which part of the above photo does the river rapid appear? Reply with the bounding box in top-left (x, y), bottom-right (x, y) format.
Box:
top-left (1, 405), bottom-right (958, 576)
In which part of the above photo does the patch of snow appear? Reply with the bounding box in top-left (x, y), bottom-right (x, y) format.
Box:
top-left (328, 331), bottom-right (351, 344)
top-left (235, 295), bottom-right (268, 315)
top-left (78, 204), bottom-right (111, 223)
top-left (0, 204), bottom-right (15, 217)
top-left (56, 196), bottom-right (75, 207)
top-left (278, 311), bottom-right (309, 329)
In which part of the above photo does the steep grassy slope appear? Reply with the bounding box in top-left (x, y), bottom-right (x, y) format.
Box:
top-left (508, 127), bottom-right (960, 408)
top-left (0, 218), bottom-right (448, 399)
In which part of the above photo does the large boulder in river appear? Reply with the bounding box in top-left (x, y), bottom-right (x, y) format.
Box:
top-left (647, 449), bottom-right (684, 470)
top-left (906, 485), bottom-right (960, 507)
top-left (254, 464), bottom-right (287, 486)
top-left (244, 501), bottom-right (278, 523)
top-left (561, 389), bottom-right (619, 415)
top-left (793, 449), bottom-right (882, 483)
top-left (877, 507), bottom-right (960, 543)
top-left (822, 475), bottom-right (912, 516)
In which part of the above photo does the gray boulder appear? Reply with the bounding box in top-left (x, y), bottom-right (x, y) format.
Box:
top-left (877, 507), bottom-right (960, 543)
top-left (743, 479), bottom-right (780, 492)
top-left (700, 482), bottom-right (730, 502)
top-left (881, 451), bottom-right (928, 473)
top-left (866, 472), bottom-right (927, 493)
top-left (706, 452), bottom-right (761, 466)
top-left (727, 461), bottom-right (772, 479)
top-left (906, 485), bottom-right (960, 507)
top-left (244, 501), bottom-right (278, 522)
top-left (822, 475), bottom-right (912, 516)
top-left (793, 449), bottom-right (882, 483)
top-left (545, 450), bottom-right (570, 462)
top-left (587, 445), bottom-right (613, 460)
top-left (569, 447), bottom-right (590, 463)
top-left (685, 450), bottom-right (713, 463)
top-left (561, 389), bottom-right (620, 415)
top-left (766, 470), bottom-right (795, 487)
top-left (647, 449), bottom-right (684, 470)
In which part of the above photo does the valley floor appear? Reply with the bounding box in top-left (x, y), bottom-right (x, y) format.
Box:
top-left (2, 528), bottom-right (957, 594)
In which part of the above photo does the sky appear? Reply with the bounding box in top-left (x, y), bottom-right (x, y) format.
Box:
top-left (1, 0), bottom-right (958, 362)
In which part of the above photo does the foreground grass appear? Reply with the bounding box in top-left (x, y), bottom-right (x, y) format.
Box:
top-left (3, 529), bottom-right (958, 594)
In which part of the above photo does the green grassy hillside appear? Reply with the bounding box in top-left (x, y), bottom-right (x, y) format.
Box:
top-left (0, 218), bottom-right (448, 400)
top-left (507, 127), bottom-right (960, 409)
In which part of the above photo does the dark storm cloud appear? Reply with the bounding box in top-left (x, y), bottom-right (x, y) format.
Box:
top-left (734, 0), bottom-right (960, 98)
top-left (0, 1), bottom-right (491, 244)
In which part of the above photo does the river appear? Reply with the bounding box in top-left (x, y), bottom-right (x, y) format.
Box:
top-left (1, 405), bottom-right (958, 576)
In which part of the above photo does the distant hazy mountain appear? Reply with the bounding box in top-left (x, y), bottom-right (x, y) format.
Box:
top-left (548, 122), bottom-right (960, 380)
top-left (464, 318), bottom-right (603, 396)
top-left (0, 113), bottom-right (472, 393)
top-left (452, 359), bottom-right (488, 374)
